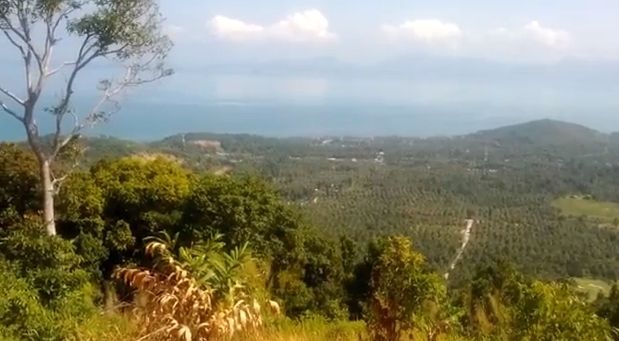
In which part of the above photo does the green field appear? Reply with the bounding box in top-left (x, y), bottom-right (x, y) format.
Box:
top-left (573, 278), bottom-right (612, 301)
top-left (552, 196), bottom-right (619, 223)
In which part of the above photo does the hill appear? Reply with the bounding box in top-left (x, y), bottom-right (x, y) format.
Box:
top-left (468, 119), bottom-right (606, 146)
top-left (29, 118), bottom-right (619, 171)
top-left (79, 118), bottom-right (613, 149)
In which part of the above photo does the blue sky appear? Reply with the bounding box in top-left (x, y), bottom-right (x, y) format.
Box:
top-left (160, 0), bottom-right (619, 65)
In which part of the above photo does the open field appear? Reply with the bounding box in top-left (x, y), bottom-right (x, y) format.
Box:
top-left (552, 196), bottom-right (619, 223)
top-left (573, 278), bottom-right (613, 301)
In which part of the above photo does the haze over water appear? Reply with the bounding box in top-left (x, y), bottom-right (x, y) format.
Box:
top-left (1, 72), bottom-right (619, 141)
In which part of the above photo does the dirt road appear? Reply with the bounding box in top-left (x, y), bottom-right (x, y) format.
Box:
top-left (444, 219), bottom-right (474, 280)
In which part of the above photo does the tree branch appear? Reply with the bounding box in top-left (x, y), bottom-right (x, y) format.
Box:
top-left (4, 6), bottom-right (39, 92)
top-left (39, 3), bottom-right (80, 77)
top-left (15, 4), bottom-right (43, 76)
top-left (1, 30), bottom-right (26, 57)
top-left (52, 174), bottom-right (70, 193)
top-left (1, 2), bottom-right (79, 96)
top-left (49, 37), bottom-right (144, 156)
top-left (0, 86), bottom-right (25, 106)
top-left (46, 61), bottom-right (78, 77)
top-left (0, 79), bottom-right (25, 123)
top-left (0, 100), bottom-right (24, 122)
top-left (51, 159), bottom-right (80, 194)
top-left (53, 66), bottom-right (136, 157)
top-left (1, 25), bottom-right (33, 90)
top-left (51, 35), bottom-right (98, 153)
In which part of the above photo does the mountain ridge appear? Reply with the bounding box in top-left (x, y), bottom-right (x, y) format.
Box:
top-left (166, 118), bottom-right (610, 143)
top-left (3, 118), bottom-right (613, 147)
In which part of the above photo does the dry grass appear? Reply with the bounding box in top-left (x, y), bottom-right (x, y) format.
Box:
top-left (241, 316), bottom-right (366, 341)
top-left (114, 241), bottom-right (264, 341)
top-left (212, 166), bottom-right (232, 176)
top-left (68, 315), bottom-right (476, 341)
top-left (129, 152), bottom-right (183, 164)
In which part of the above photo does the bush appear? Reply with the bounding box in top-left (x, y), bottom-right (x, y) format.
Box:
top-left (0, 218), bottom-right (99, 341)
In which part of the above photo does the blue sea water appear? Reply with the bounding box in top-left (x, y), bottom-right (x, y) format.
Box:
top-left (2, 74), bottom-right (619, 141)
top-left (3, 100), bottom-right (618, 142)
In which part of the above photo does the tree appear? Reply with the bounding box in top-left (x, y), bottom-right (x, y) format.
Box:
top-left (85, 156), bottom-right (192, 277)
top-left (460, 260), bottom-right (528, 336)
top-left (181, 174), bottom-right (284, 256)
top-left (511, 281), bottom-right (611, 341)
top-left (0, 0), bottom-right (173, 236)
top-left (0, 143), bottom-right (39, 224)
top-left (365, 236), bottom-right (446, 341)
top-left (594, 283), bottom-right (619, 340)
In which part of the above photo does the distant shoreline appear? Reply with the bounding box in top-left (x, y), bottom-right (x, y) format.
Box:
top-left (2, 116), bottom-right (618, 145)
top-left (2, 101), bottom-right (619, 143)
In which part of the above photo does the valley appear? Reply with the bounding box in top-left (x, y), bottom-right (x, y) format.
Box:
top-left (63, 118), bottom-right (619, 286)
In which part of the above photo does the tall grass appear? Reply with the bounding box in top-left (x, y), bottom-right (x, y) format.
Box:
top-left (114, 238), bottom-right (265, 341)
top-left (68, 313), bottom-right (486, 341)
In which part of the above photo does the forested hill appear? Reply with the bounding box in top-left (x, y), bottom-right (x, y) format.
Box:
top-left (19, 118), bottom-right (615, 161)
top-left (469, 119), bottom-right (606, 146)
top-left (50, 118), bottom-right (619, 168)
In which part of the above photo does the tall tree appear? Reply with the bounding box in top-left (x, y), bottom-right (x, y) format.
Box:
top-left (0, 0), bottom-right (173, 235)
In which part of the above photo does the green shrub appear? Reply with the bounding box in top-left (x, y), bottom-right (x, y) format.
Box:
top-left (0, 218), bottom-right (99, 341)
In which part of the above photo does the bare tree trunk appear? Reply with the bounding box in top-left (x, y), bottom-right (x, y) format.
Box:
top-left (40, 159), bottom-right (57, 236)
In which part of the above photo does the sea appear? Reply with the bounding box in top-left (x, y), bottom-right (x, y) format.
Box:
top-left (1, 74), bottom-right (619, 141)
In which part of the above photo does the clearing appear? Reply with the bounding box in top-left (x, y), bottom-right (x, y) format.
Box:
top-left (213, 166), bottom-right (233, 176)
top-left (552, 196), bottom-right (619, 223)
top-left (129, 152), bottom-right (183, 164)
top-left (573, 278), bottom-right (612, 301)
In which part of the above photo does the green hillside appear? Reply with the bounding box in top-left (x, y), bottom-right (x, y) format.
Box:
top-left (471, 119), bottom-right (606, 146)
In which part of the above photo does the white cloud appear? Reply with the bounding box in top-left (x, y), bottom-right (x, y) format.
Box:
top-left (381, 19), bottom-right (462, 45)
top-left (489, 21), bottom-right (570, 49)
top-left (208, 10), bottom-right (336, 44)
top-left (210, 16), bottom-right (264, 41)
top-left (523, 21), bottom-right (570, 48)
top-left (379, 19), bottom-right (570, 60)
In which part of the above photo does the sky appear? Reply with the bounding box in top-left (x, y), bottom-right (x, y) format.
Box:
top-left (2, 0), bottom-right (619, 136)
top-left (159, 0), bottom-right (619, 65)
